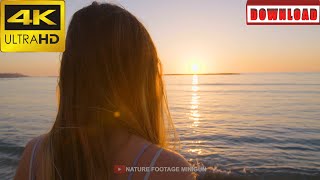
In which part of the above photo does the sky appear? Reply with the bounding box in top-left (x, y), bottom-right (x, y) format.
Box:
top-left (0, 0), bottom-right (320, 76)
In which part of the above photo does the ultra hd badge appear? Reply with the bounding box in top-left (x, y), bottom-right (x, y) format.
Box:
top-left (0, 0), bottom-right (65, 52)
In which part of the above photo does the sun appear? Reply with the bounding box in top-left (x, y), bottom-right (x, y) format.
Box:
top-left (191, 64), bottom-right (199, 74)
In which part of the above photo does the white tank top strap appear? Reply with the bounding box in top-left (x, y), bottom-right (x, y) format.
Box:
top-left (144, 148), bottom-right (163, 180)
top-left (29, 136), bottom-right (43, 180)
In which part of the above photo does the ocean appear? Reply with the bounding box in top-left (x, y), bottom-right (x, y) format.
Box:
top-left (0, 73), bottom-right (320, 179)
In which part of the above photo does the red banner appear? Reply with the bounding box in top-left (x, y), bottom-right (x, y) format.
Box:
top-left (246, 0), bottom-right (320, 25)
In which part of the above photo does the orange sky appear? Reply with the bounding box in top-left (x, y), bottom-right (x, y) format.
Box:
top-left (0, 0), bottom-right (320, 76)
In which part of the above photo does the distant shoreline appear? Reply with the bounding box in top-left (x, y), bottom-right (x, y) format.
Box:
top-left (4, 72), bottom-right (320, 77)
top-left (0, 73), bottom-right (240, 78)
top-left (0, 73), bottom-right (29, 78)
top-left (164, 73), bottom-right (240, 76)
top-left (42, 73), bottom-right (241, 77)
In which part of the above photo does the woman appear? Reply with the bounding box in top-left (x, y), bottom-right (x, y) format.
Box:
top-left (14, 2), bottom-right (195, 180)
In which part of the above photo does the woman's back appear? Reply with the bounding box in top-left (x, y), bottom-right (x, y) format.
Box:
top-left (14, 2), bottom-right (195, 180)
top-left (16, 132), bottom-right (195, 180)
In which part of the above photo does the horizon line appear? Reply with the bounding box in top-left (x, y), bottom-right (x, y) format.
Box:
top-left (1, 71), bottom-right (320, 77)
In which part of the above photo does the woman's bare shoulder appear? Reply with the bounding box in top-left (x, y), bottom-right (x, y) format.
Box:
top-left (130, 135), bottom-right (191, 167)
top-left (157, 148), bottom-right (191, 167)
top-left (127, 135), bottom-right (196, 179)
top-left (148, 147), bottom-right (197, 180)
top-left (14, 134), bottom-right (46, 180)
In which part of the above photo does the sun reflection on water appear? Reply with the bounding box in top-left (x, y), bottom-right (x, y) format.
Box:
top-left (190, 75), bottom-right (200, 127)
top-left (188, 75), bottom-right (202, 155)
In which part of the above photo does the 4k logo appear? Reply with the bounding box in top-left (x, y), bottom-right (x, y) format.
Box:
top-left (7, 9), bottom-right (57, 26)
top-left (0, 1), bottom-right (65, 52)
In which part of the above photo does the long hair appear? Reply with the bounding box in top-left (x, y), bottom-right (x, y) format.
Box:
top-left (39, 2), bottom-right (177, 180)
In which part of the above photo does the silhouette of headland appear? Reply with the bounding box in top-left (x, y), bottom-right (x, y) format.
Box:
top-left (164, 73), bottom-right (240, 76)
top-left (0, 73), bottom-right (29, 78)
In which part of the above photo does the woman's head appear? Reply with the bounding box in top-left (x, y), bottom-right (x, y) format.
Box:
top-left (57, 2), bottom-right (176, 145)
top-left (44, 2), bottom-right (177, 179)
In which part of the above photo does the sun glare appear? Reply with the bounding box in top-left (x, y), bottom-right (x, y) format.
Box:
top-left (191, 64), bottom-right (199, 74)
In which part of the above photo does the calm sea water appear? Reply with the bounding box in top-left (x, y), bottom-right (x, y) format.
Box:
top-left (0, 73), bottom-right (320, 179)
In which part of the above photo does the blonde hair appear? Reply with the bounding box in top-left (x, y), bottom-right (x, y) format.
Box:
top-left (38, 2), bottom-right (178, 180)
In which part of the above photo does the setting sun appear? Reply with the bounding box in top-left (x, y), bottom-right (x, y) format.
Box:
top-left (191, 64), bottom-right (199, 74)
